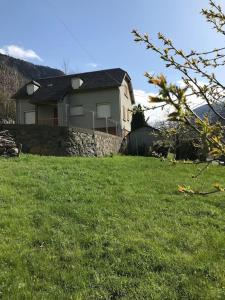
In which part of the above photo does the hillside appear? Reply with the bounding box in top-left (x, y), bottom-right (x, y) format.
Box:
top-left (0, 155), bottom-right (224, 299)
top-left (194, 102), bottom-right (225, 124)
top-left (0, 53), bottom-right (64, 96)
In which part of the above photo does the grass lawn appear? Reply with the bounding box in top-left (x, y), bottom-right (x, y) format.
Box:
top-left (0, 155), bottom-right (224, 299)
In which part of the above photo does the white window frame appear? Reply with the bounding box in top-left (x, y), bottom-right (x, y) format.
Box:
top-left (96, 103), bottom-right (111, 119)
top-left (127, 109), bottom-right (130, 121)
top-left (70, 105), bottom-right (84, 116)
top-left (24, 110), bottom-right (35, 124)
top-left (123, 105), bottom-right (126, 122)
top-left (124, 84), bottom-right (129, 98)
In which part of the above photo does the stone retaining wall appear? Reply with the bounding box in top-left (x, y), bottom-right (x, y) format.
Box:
top-left (0, 125), bottom-right (122, 157)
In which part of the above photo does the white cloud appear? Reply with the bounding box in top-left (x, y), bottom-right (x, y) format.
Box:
top-left (0, 45), bottom-right (42, 61)
top-left (134, 81), bottom-right (207, 126)
top-left (176, 79), bottom-right (206, 109)
top-left (86, 62), bottom-right (98, 68)
top-left (134, 89), bottom-right (170, 125)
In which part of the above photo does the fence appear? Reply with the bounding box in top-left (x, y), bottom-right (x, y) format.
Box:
top-left (35, 112), bottom-right (123, 137)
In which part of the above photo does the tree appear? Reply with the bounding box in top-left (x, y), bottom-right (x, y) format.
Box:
top-left (132, 0), bottom-right (225, 194)
top-left (62, 59), bottom-right (70, 74)
top-left (0, 91), bottom-right (15, 121)
top-left (131, 104), bottom-right (147, 131)
top-left (61, 59), bottom-right (76, 75)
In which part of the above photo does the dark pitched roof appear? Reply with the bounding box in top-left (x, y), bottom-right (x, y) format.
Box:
top-left (12, 68), bottom-right (135, 104)
top-left (128, 125), bottom-right (160, 135)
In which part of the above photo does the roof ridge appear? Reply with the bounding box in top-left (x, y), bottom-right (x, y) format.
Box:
top-left (36, 67), bottom-right (125, 81)
top-left (12, 67), bottom-right (133, 102)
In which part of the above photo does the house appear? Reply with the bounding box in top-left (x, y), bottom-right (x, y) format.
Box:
top-left (12, 68), bottom-right (135, 136)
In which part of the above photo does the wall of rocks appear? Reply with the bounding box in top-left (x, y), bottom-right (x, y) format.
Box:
top-left (0, 125), bottom-right (122, 157)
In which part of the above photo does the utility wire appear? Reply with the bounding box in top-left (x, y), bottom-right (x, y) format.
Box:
top-left (45, 0), bottom-right (97, 64)
top-left (44, 0), bottom-right (125, 87)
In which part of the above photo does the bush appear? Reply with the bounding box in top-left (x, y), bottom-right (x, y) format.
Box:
top-left (151, 141), bottom-right (171, 158)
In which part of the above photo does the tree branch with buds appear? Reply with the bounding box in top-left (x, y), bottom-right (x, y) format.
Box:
top-left (132, 1), bottom-right (225, 195)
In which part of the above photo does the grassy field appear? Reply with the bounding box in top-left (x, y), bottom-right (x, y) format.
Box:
top-left (0, 155), bottom-right (224, 299)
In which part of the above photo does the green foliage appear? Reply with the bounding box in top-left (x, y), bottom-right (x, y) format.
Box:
top-left (0, 155), bottom-right (224, 299)
top-left (145, 75), bottom-right (225, 160)
top-left (131, 104), bottom-right (147, 131)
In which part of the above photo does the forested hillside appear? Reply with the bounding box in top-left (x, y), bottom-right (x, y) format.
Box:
top-left (0, 53), bottom-right (64, 120)
top-left (0, 53), bottom-right (63, 96)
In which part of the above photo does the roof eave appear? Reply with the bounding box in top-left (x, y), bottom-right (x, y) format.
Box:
top-left (123, 73), bottom-right (135, 104)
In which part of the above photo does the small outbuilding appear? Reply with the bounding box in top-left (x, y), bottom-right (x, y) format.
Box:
top-left (123, 126), bottom-right (161, 156)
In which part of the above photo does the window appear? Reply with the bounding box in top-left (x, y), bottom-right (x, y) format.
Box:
top-left (70, 105), bottom-right (84, 116)
top-left (123, 106), bottom-right (126, 122)
top-left (24, 111), bottom-right (35, 124)
top-left (127, 109), bottom-right (130, 121)
top-left (124, 84), bottom-right (129, 98)
top-left (97, 103), bottom-right (111, 118)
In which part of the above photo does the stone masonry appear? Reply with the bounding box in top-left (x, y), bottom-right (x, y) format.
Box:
top-left (0, 125), bottom-right (122, 157)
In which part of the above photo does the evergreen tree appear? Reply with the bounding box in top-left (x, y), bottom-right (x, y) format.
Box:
top-left (131, 104), bottom-right (147, 131)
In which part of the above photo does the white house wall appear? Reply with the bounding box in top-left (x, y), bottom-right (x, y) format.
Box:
top-left (15, 83), bottom-right (133, 134)
top-left (119, 79), bottom-right (133, 132)
top-left (67, 88), bottom-right (121, 131)
top-left (16, 99), bottom-right (36, 124)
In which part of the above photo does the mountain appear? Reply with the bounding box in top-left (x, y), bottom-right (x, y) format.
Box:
top-left (194, 104), bottom-right (212, 119)
top-left (194, 102), bottom-right (225, 124)
top-left (0, 53), bottom-right (64, 96)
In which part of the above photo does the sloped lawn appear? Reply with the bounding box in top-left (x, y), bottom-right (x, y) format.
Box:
top-left (0, 155), bottom-right (224, 299)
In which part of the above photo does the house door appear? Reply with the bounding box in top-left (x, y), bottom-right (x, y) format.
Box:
top-left (53, 107), bottom-right (58, 126)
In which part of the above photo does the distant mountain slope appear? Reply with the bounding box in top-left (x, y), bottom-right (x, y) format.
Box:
top-left (0, 53), bottom-right (64, 96)
top-left (194, 102), bottom-right (225, 124)
top-left (194, 104), bottom-right (212, 119)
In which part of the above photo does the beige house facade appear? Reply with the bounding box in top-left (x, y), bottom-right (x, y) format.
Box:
top-left (13, 68), bottom-right (135, 136)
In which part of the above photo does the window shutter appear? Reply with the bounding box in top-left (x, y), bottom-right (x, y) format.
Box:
top-left (70, 106), bottom-right (84, 116)
top-left (97, 103), bottom-right (111, 118)
top-left (24, 111), bottom-right (35, 124)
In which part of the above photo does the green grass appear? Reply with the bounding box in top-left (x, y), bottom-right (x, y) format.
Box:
top-left (0, 155), bottom-right (224, 299)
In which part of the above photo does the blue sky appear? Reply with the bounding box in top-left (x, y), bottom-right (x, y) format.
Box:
top-left (0, 0), bottom-right (224, 122)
